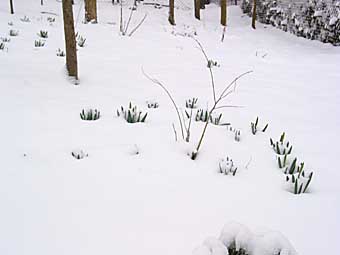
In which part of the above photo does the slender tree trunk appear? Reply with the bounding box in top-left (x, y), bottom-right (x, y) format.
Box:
top-left (41, 0), bottom-right (43, 5)
top-left (9, 0), bottom-right (14, 14)
top-left (251, 0), bottom-right (256, 29)
top-left (168, 0), bottom-right (175, 25)
top-left (85, 0), bottom-right (97, 23)
top-left (194, 0), bottom-right (200, 20)
top-left (220, 0), bottom-right (226, 26)
top-left (62, 0), bottom-right (78, 81)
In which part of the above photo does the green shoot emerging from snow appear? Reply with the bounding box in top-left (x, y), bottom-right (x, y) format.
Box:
top-left (80, 109), bottom-right (101, 121)
top-left (117, 102), bottom-right (148, 123)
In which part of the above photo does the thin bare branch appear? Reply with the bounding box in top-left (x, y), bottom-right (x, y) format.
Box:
top-left (218, 70), bottom-right (253, 102)
top-left (128, 14), bottom-right (147, 37)
top-left (214, 105), bottom-right (244, 110)
top-left (191, 37), bottom-right (217, 103)
top-left (124, 6), bottom-right (135, 35)
top-left (142, 67), bottom-right (185, 140)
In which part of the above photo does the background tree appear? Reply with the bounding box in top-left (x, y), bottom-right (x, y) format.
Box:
top-left (9, 0), bottom-right (14, 14)
top-left (85, 0), bottom-right (97, 23)
top-left (168, 0), bottom-right (175, 25)
top-left (251, 0), bottom-right (256, 29)
top-left (62, 0), bottom-right (78, 81)
top-left (194, 0), bottom-right (200, 20)
top-left (221, 0), bottom-right (227, 26)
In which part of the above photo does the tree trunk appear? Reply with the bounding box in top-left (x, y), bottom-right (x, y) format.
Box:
top-left (194, 0), bottom-right (200, 20)
top-left (41, 0), bottom-right (43, 5)
top-left (9, 0), bottom-right (14, 14)
top-left (251, 0), bottom-right (256, 29)
top-left (220, 0), bottom-right (226, 26)
top-left (85, 0), bottom-right (97, 23)
top-left (168, 0), bottom-right (175, 25)
top-left (62, 0), bottom-right (78, 81)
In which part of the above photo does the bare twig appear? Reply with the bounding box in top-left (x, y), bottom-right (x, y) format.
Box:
top-left (191, 37), bottom-right (217, 104)
top-left (172, 123), bottom-right (178, 142)
top-left (214, 105), bottom-right (244, 110)
top-left (142, 67), bottom-right (185, 140)
top-left (245, 156), bottom-right (252, 169)
top-left (128, 14), bottom-right (147, 36)
top-left (124, 7), bottom-right (135, 35)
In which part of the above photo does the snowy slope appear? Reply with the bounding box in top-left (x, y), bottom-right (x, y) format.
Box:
top-left (0, 1), bottom-right (340, 255)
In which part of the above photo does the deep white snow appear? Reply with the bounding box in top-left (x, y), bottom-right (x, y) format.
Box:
top-left (0, 1), bottom-right (340, 255)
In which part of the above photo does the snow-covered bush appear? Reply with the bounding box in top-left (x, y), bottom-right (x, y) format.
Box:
top-left (117, 102), bottom-right (148, 123)
top-left (270, 132), bottom-right (293, 155)
top-left (9, 30), bottom-right (19, 36)
top-left (241, 0), bottom-right (340, 46)
top-left (193, 222), bottom-right (297, 255)
top-left (34, 39), bottom-right (45, 47)
top-left (219, 157), bottom-right (238, 176)
top-left (251, 116), bottom-right (268, 135)
top-left (38, 30), bottom-right (48, 38)
top-left (186, 97), bottom-right (199, 109)
top-left (80, 108), bottom-right (101, 121)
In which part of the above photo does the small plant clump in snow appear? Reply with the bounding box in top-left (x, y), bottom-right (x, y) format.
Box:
top-left (219, 157), bottom-right (238, 176)
top-left (251, 116), bottom-right (268, 135)
top-left (1, 37), bottom-right (11, 43)
top-left (47, 17), bottom-right (56, 23)
top-left (0, 42), bottom-right (5, 51)
top-left (185, 97), bottom-right (198, 109)
top-left (117, 102), bottom-right (148, 123)
top-left (9, 30), bottom-right (19, 37)
top-left (38, 30), bottom-right (48, 38)
top-left (146, 100), bottom-right (159, 109)
top-left (80, 108), bottom-right (101, 121)
top-left (76, 33), bottom-right (86, 47)
top-left (56, 48), bottom-right (65, 57)
top-left (207, 59), bottom-right (220, 68)
top-left (34, 39), bottom-right (45, 47)
top-left (71, 149), bottom-right (88, 160)
top-left (193, 109), bottom-right (224, 126)
top-left (270, 132), bottom-right (314, 194)
top-left (270, 132), bottom-right (293, 155)
top-left (20, 16), bottom-right (30, 22)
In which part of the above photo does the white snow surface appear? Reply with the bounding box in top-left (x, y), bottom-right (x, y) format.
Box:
top-left (1, 1), bottom-right (340, 255)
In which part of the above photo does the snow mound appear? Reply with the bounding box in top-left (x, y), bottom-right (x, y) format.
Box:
top-left (194, 222), bottom-right (297, 255)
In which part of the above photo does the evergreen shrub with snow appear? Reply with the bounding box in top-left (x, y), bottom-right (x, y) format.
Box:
top-left (241, 0), bottom-right (340, 45)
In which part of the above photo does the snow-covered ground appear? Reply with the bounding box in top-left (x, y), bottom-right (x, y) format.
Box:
top-left (0, 0), bottom-right (339, 254)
